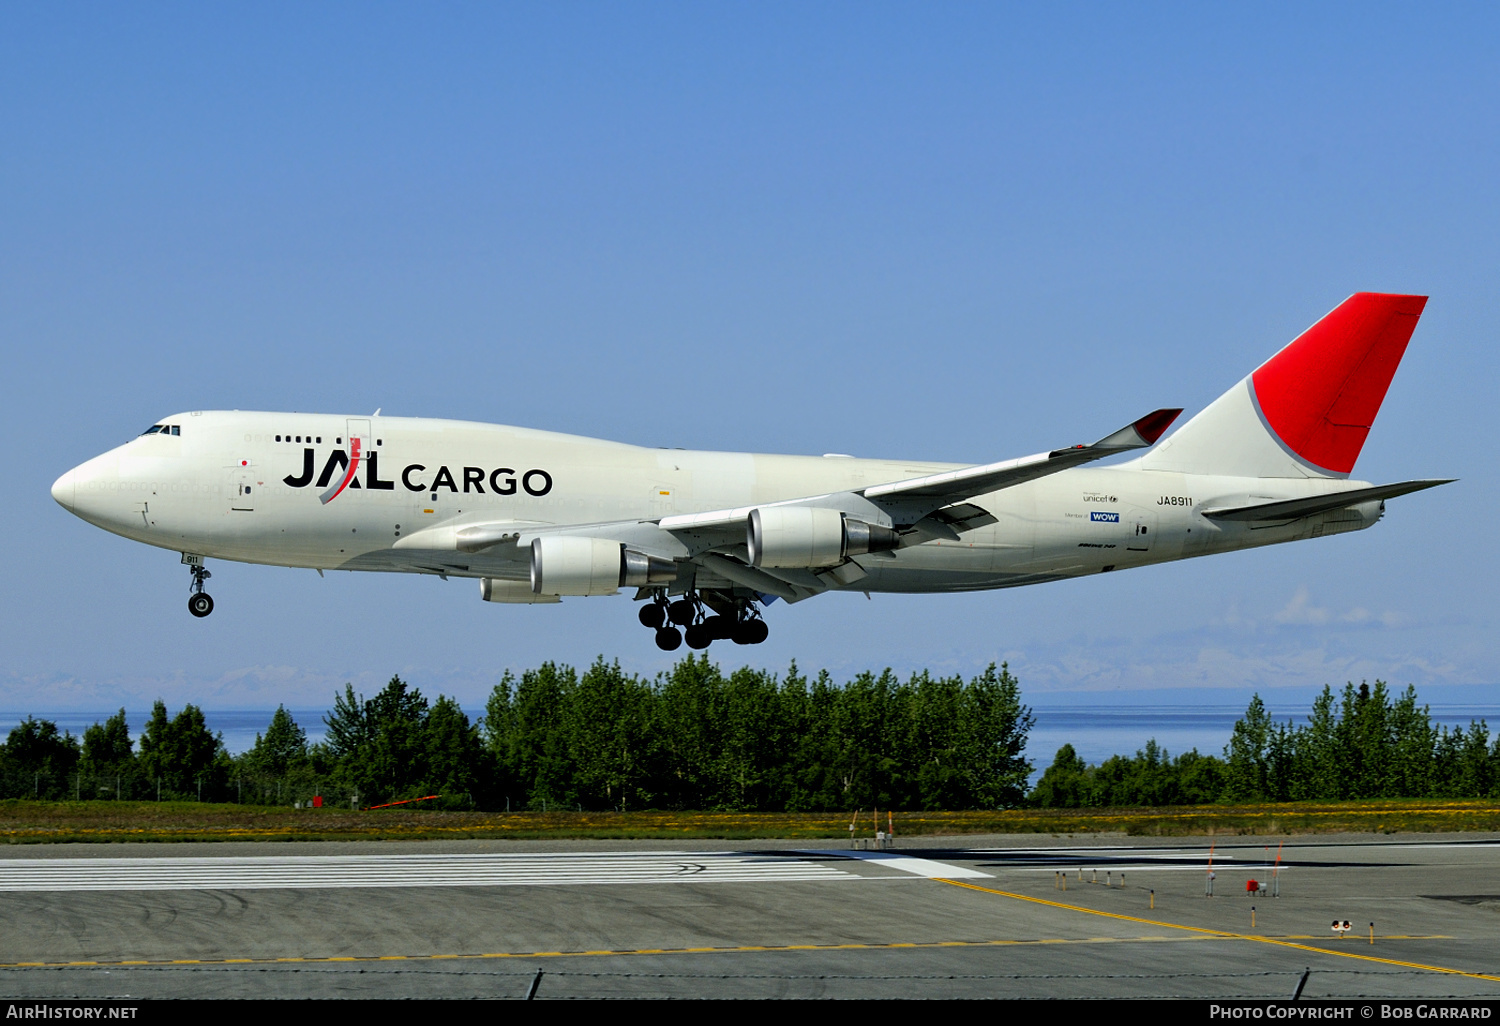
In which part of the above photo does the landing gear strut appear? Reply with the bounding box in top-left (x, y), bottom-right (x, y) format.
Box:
top-left (186, 562), bottom-right (214, 618)
top-left (639, 590), bottom-right (767, 650)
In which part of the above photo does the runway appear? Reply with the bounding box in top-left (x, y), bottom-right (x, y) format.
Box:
top-left (0, 834), bottom-right (1497, 999)
top-left (0, 850), bottom-right (861, 891)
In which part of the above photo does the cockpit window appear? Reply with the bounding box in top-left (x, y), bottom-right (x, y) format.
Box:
top-left (139, 425), bottom-right (181, 437)
top-left (142, 425), bottom-right (163, 435)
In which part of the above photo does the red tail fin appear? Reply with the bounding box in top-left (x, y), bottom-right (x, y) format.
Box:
top-left (1250, 293), bottom-right (1427, 475)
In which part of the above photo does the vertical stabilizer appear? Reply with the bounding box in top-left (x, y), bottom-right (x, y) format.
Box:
top-left (1139, 293), bottom-right (1427, 479)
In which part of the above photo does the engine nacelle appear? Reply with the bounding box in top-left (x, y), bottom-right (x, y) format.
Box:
top-left (747, 507), bottom-right (900, 568)
top-left (531, 536), bottom-right (622, 596)
top-left (530, 537), bottom-right (677, 595)
top-left (481, 578), bottom-right (560, 604)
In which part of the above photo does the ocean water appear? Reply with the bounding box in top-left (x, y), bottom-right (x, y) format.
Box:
top-left (4, 703), bottom-right (1497, 766)
top-left (1026, 703), bottom-right (1500, 770)
top-left (0, 709), bottom-right (334, 757)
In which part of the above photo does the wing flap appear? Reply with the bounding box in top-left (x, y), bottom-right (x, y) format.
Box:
top-left (693, 553), bottom-right (818, 603)
top-left (391, 520), bottom-right (551, 552)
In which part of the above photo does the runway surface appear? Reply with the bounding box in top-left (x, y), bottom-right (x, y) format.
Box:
top-left (0, 850), bottom-right (861, 891)
top-left (0, 833), bottom-right (1497, 999)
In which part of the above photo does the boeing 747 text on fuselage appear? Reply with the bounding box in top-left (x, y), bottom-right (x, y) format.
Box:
top-left (52, 293), bottom-right (1451, 650)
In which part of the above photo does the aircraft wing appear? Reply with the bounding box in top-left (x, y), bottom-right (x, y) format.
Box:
top-left (860, 408), bottom-right (1181, 514)
top-left (658, 408), bottom-right (1182, 536)
top-left (1201, 479), bottom-right (1453, 522)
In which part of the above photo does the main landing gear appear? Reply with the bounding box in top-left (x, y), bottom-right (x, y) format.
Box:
top-left (638, 591), bottom-right (769, 651)
top-left (186, 562), bottom-right (214, 618)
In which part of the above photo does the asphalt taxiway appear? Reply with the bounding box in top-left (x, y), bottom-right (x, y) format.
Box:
top-left (1, 833), bottom-right (1498, 999)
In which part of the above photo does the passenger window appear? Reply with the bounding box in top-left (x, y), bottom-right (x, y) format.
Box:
top-left (276, 435), bottom-right (281, 442)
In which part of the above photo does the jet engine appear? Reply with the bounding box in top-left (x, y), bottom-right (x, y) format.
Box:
top-left (747, 507), bottom-right (900, 568)
top-left (481, 578), bottom-right (560, 604)
top-left (530, 536), bottom-right (677, 596)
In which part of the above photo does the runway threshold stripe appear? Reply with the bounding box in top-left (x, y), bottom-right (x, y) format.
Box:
top-left (936, 878), bottom-right (1500, 983)
top-left (801, 850), bottom-right (991, 878)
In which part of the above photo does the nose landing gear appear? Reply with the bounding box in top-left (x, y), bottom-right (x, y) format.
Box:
top-left (186, 561), bottom-right (214, 618)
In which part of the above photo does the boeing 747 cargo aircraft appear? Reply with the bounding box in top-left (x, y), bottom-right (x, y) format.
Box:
top-left (51, 293), bottom-right (1450, 650)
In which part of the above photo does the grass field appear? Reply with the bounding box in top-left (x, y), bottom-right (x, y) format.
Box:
top-left (1, 798), bottom-right (1498, 844)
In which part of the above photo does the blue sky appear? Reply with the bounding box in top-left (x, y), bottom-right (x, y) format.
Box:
top-left (2, 3), bottom-right (1495, 714)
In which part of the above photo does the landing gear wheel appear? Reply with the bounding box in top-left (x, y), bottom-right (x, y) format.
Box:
top-left (667, 599), bottom-right (696, 627)
top-left (684, 623), bottom-right (713, 650)
top-left (185, 560), bottom-right (214, 617)
top-left (732, 618), bottom-right (768, 645)
top-left (654, 626), bottom-right (682, 651)
top-left (703, 614), bottom-right (734, 641)
top-left (639, 602), bottom-right (667, 629)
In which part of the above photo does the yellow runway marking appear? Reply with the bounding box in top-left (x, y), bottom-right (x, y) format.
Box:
top-left (0, 931), bottom-right (1448, 971)
top-left (937, 878), bottom-right (1497, 982)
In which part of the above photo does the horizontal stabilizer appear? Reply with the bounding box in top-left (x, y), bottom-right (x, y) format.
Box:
top-left (1201, 479), bottom-right (1453, 522)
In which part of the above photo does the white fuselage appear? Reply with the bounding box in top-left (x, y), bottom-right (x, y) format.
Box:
top-left (52, 410), bottom-right (1382, 597)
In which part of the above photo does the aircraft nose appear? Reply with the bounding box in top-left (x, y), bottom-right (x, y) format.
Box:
top-left (51, 468), bottom-right (76, 512)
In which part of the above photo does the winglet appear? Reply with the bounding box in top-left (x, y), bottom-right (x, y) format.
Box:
top-left (1129, 408), bottom-right (1183, 446)
top-left (1068, 408), bottom-right (1183, 455)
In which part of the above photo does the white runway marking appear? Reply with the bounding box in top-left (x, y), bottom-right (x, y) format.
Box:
top-left (0, 851), bottom-right (858, 893)
top-left (939, 847), bottom-right (1261, 874)
top-left (801, 850), bottom-right (992, 878)
top-left (970, 847), bottom-right (1237, 859)
top-left (1395, 842), bottom-right (1500, 849)
top-left (1013, 864), bottom-right (1271, 874)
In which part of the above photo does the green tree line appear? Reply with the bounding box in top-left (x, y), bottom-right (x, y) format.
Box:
top-left (0, 657), bottom-right (1032, 810)
top-left (0, 701), bottom-right (235, 802)
top-left (1031, 681), bottom-right (1500, 806)
top-left (3, 664), bottom-right (1495, 809)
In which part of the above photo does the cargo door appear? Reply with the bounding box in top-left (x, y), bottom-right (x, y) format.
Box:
top-left (229, 470), bottom-right (255, 512)
top-left (1126, 510), bottom-right (1156, 552)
